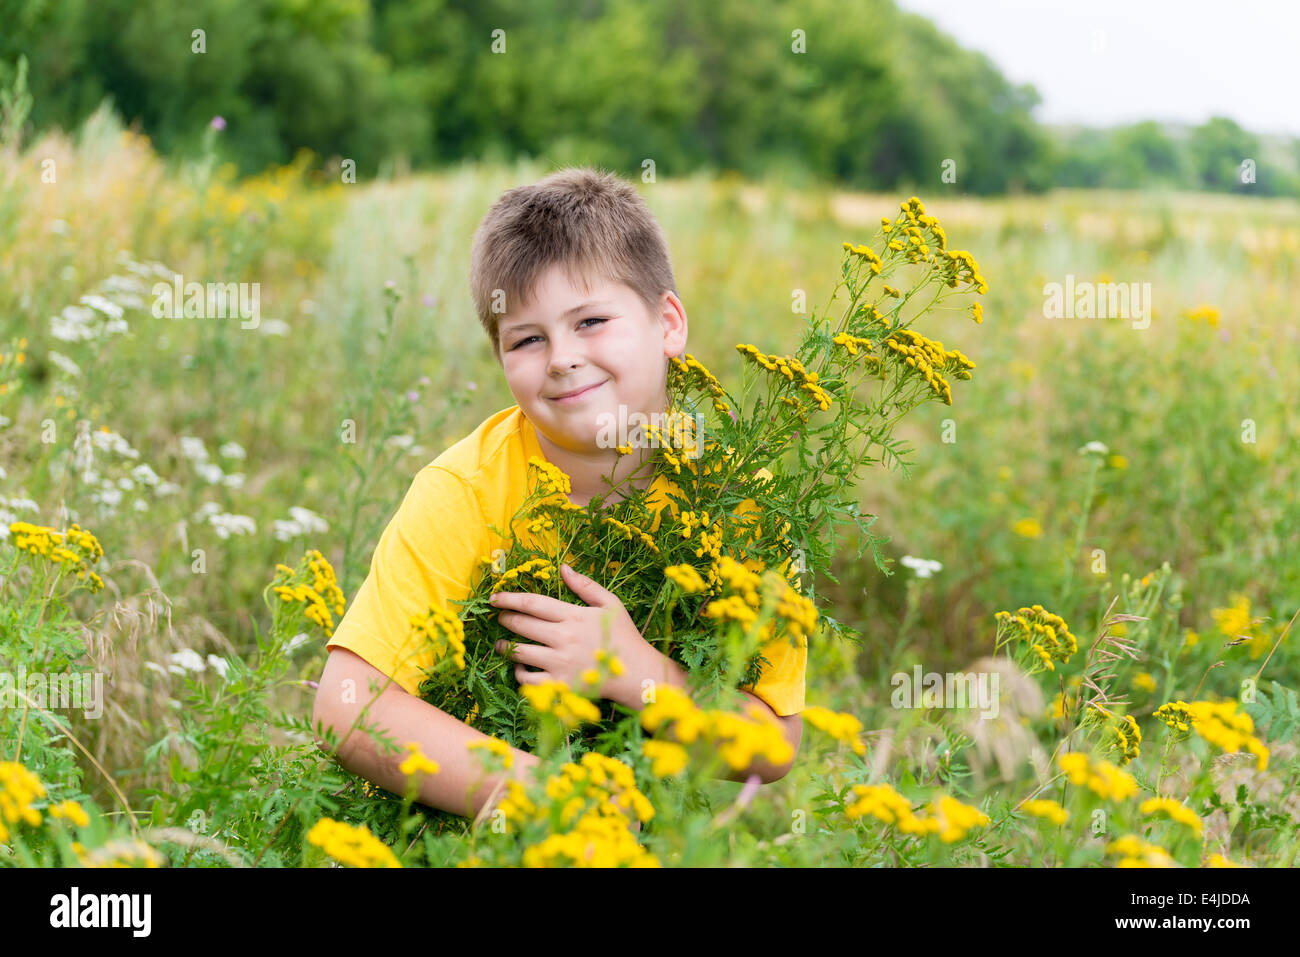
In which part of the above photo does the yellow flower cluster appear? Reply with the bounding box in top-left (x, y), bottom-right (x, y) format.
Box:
top-left (1111, 713), bottom-right (1142, 764)
top-left (409, 603), bottom-right (467, 671)
top-left (1211, 594), bottom-right (1252, 637)
top-left (700, 555), bottom-right (818, 648)
top-left (1206, 853), bottom-right (1242, 867)
top-left (643, 413), bottom-right (703, 474)
top-left (8, 521), bottom-right (106, 592)
top-left (76, 839), bottom-right (166, 868)
top-left (525, 514), bottom-right (555, 535)
top-left (1159, 699), bottom-right (1269, 771)
top-left (1058, 752), bottom-right (1138, 801)
top-left (521, 679), bottom-right (603, 729)
top-left (486, 556), bottom-right (556, 585)
top-left (640, 685), bottom-right (793, 771)
top-left (938, 248), bottom-right (989, 294)
top-left (398, 741), bottom-right (441, 778)
top-left (0, 761), bottom-right (46, 841)
top-left (881, 329), bottom-right (974, 405)
top-left (602, 516), bottom-right (659, 554)
top-left (735, 344), bottom-right (834, 413)
top-left (307, 817), bottom-right (402, 868)
top-left (273, 551), bottom-right (346, 637)
top-left (527, 456), bottom-right (572, 504)
top-left (467, 736), bottom-right (514, 769)
top-left (493, 753), bottom-right (658, 867)
top-left (679, 510), bottom-right (711, 538)
top-left (305, 549), bottom-right (346, 618)
top-left (842, 241), bottom-right (883, 274)
top-left (1183, 304), bottom-right (1220, 327)
top-left (831, 332), bottom-right (880, 366)
top-left (1020, 799), bottom-right (1069, 825)
top-left (664, 563), bottom-right (708, 594)
top-left (669, 354), bottom-right (730, 415)
top-left (641, 739), bottom-right (689, 776)
top-left (1090, 705), bottom-right (1142, 764)
top-left (1208, 594), bottom-right (1271, 658)
top-left (845, 782), bottom-right (989, 843)
top-left (49, 799), bottom-right (91, 828)
top-left (521, 810), bottom-right (660, 868)
top-left (1153, 700), bottom-right (1194, 732)
top-left (1106, 834), bottom-right (1176, 868)
top-left (995, 605), bottom-right (1077, 671)
top-left (1139, 797), bottom-right (1203, 836)
top-left (801, 705), bottom-right (866, 755)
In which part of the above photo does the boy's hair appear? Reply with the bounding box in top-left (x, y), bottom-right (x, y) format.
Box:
top-left (469, 166), bottom-right (677, 360)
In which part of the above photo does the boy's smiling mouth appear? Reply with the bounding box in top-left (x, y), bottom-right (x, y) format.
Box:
top-left (547, 379), bottom-right (608, 403)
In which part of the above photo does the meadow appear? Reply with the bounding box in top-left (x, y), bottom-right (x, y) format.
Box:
top-left (1, 105), bottom-right (1297, 867)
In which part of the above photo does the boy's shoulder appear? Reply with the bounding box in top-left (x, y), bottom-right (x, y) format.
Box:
top-left (418, 404), bottom-right (538, 500)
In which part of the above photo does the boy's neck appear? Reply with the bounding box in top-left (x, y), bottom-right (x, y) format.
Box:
top-left (531, 426), bottom-right (658, 507)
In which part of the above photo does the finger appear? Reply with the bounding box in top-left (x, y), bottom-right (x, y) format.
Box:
top-left (496, 611), bottom-right (564, 646)
top-left (515, 664), bottom-right (553, 686)
top-left (559, 563), bottom-right (613, 607)
top-left (490, 590), bottom-right (570, 622)
top-left (495, 638), bottom-right (557, 669)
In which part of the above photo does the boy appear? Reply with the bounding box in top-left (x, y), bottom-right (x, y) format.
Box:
top-left (312, 167), bottom-right (805, 824)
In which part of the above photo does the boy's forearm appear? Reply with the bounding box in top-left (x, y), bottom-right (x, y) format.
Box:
top-left (320, 681), bottom-right (540, 821)
top-left (615, 646), bottom-right (799, 783)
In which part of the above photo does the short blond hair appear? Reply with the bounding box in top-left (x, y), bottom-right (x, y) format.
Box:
top-left (469, 166), bottom-right (677, 359)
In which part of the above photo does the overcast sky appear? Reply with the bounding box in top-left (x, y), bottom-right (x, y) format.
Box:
top-left (895, 0), bottom-right (1300, 136)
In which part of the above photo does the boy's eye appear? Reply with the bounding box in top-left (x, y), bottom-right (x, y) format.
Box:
top-left (507, 317), bottom-right (608, 351)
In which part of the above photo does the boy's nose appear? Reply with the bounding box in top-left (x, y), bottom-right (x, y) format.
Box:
top-left (546, 347), bottom-right (586, 375)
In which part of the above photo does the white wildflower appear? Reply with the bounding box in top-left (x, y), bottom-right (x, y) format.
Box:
top-left (220, 472), bottom-right (245, 489)
top-left (92, 428), bottom-right (141, 459)
top-left (207, 512), bottom-right (256, 539)
top-left (273, 506), bottom-right (330, 541)
top-left (205, 655), bottom-right (230, 680)
top-left (218, 441), bottom-right (246, 460)
top-left (179, 436), bottom-right (210, 462)
top-left (900, 555), bottom-right (943, 579)
top-left (48, 351), bottom-right (82, 377)
top-left (50, 305), bottom-right (98, 342)
top-left (167, 649), bottom-right (207, 675)
top-left (195, 462), bottom-right (224, 484)
top-left (1078, 440), bottom-right (1109, 456)
top-left (92, 485), bottom-right (123, 508)
top-left (258, 319), bottom-right (290, 336)
top-left (80, 294), bottom-right (124, 320)
top-left (130, 463), bottom-right (161, 486)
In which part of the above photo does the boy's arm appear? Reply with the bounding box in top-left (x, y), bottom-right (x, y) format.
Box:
top-left (616, 646), bottom-right (801, 783)
top-left (313, 647), bottom-right (541, 820)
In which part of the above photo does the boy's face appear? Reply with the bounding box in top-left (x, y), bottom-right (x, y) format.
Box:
top-left (496, 263), bottom-right (688, 455)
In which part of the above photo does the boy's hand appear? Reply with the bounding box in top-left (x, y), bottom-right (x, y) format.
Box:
top-left (490, 563), bottom-right (661, 709)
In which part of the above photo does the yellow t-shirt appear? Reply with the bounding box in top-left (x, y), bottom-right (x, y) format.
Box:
top-left (326, 404), bottom-right (807, 715)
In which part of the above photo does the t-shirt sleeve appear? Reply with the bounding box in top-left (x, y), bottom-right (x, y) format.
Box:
top-left (741, 631), bottom-right (808, 716)
top-left (327, 465), bottom-right (487, 697)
